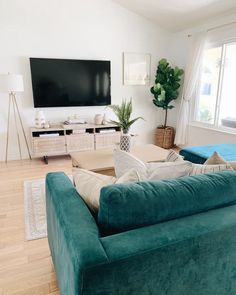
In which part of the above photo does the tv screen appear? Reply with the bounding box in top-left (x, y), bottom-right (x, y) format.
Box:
top-left (30, 57), bottom-right (111, 107)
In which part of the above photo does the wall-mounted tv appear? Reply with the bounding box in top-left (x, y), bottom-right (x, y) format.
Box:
top-left (30, 57), bottom-right (111, 107)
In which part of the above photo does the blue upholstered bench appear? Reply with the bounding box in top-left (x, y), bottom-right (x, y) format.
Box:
top-left (180, 144), bottom-right (236, 167)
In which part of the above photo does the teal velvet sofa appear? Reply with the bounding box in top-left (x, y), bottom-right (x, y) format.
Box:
top-left (46, 171), bottom-right (236, 295)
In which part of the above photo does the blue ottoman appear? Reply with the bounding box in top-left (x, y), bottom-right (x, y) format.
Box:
top-left (180, 144), bottom-right (236, 166)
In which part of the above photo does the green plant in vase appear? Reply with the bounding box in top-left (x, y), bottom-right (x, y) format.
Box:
top-left (108, 99), bottom-right (143, 151)
top-left (109, 99), bottom-right (143, 134)
top-left (150, 58), bottom-right (184, 148)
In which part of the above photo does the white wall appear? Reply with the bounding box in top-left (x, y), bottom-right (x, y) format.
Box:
top-left (0, 0), bottom-right (173, 160)
top-left (187, 125), bottom-right (236, 146)
top-left (170, 13), bottom-right (236, 147)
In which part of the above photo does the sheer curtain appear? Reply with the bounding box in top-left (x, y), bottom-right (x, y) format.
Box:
top-left (174, 32), bottom-right (207, 146)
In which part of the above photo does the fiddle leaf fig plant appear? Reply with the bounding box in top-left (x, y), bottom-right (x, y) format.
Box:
top-left (150, 58), bottom-right (184, 128)
top-left (108, 99), bottom-right (143, 134)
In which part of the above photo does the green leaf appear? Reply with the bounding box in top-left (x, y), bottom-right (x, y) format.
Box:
top-left (150, 58), bottom-right (184, 124)
top-left (108, 98), bottom-right (143, 131)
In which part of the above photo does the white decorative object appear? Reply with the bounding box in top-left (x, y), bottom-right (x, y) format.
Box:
top-left (120, 134), bottom-right (132, 152)
top-left (35, 110), bottom-right (46, 128)
top-left (102, 114), bottom-right (107, 125)
top-left (123, 52), bottom-right (151, 85)
top-left (44, 121), bottom-right (50, 129)
top-left (94, 114), bottom-right (103, 125)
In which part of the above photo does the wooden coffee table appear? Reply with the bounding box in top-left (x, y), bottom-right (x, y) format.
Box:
top-left (70, 144), bottom-right (169, 176)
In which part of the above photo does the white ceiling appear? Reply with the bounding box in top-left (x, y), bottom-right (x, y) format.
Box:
top-left (113, 0), bottom-right (236, 32)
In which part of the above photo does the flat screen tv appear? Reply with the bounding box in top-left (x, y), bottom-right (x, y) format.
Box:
top-left (30, 57), bottom-right (111, 107)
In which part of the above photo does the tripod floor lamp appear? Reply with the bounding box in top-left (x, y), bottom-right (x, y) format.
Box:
top-left (0, 74), bottom-right (31, 162)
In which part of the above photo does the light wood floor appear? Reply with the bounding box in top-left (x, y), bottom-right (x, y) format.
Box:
top-left (0, 156), bottom-right (73, 295)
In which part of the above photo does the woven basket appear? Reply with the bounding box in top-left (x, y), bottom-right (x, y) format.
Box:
top-left (155, 126), bottom-right (175, 149)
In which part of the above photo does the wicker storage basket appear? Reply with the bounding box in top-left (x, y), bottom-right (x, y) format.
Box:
top-left (155, 126), bottom-right (175, 149)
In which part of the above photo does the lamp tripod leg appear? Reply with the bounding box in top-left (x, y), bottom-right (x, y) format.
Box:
top-left (5, 94), bottom-right (12, 163)
top-left (12, 94), bottom-right (22, 161)
top-left (13, 95), bottom-right (32, 160)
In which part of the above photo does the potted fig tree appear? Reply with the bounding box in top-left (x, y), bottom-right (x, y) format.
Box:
top-left (150, 58), bottom-right (184, 149)
top-left (109, 99), bottom-right (143, 152)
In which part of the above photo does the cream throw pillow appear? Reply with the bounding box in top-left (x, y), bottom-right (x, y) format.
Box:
top-left (204, 151), bottom-right (227, 165)
top-left (73, 168), bottom-right (140, 212)
top-left (113, 149), bottom-right (192, 181)
top-left (190, 163), bottom-right (233, 176)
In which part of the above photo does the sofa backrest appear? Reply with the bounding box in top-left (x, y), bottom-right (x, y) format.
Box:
top-left (98, 171), bottom-right (236, 235)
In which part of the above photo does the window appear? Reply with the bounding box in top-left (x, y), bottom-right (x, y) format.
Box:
top-left (194, 41), bottom-right (236, 131)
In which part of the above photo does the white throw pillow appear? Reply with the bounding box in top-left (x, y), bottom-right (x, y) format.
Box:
top-left (73, 168), bottom-right (141, 212)
top-left (165, 149), bottom-right (184, 162)
top-left (147, 161), bottom-right (193, 180)
top-left (113, 149), bottom-right (192, 181)
top-left (113, 149), bottom-right (147, 179)
top-left (190, 163), bottom-right (233, 176)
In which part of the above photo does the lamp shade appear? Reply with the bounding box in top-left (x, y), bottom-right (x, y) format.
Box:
top-left (0, 74), bottom-right (24, 93)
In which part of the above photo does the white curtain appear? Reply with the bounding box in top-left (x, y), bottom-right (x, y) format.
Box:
top-left (174, 32), bottom-right (207, 146)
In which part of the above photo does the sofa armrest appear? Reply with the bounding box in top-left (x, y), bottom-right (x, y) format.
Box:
top-left (46, 172), bottom-right (108, 295)
top-left (82, 204), bottom-right (236, 294)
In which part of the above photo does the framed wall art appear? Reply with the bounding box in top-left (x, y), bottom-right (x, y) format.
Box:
top-left (123, 52), bottom-right (151, 85)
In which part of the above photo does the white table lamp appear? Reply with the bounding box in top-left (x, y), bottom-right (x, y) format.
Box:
top-left (0, 73), bottom-right (31, 162)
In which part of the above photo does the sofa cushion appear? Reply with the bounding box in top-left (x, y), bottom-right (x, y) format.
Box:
top-left (73, 168), bottom-right (141, 212)
top-left (113, 149), bottom-right (192, 180)
top-left (98, 170), bottom-right (236, 234)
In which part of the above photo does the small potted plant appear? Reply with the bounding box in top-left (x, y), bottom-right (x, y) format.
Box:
top-left (109, 99), bottom-right (143, 151)
top-left (150, 58), bottom-right (184, 149)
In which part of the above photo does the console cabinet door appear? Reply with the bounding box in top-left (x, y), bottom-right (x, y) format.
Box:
top-left (95, 132), bottom-right (121, 149)
top-left (32, 137), bottom-right (66, 156)
top-left (66, 134), bottom-right (94, 152)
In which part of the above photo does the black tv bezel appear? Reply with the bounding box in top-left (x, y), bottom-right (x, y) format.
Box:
top-left (29, 57), bottom-right (111, 108)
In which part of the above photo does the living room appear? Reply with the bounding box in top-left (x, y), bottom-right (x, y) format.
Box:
top-left (1, 0), bottom-right (236, 294)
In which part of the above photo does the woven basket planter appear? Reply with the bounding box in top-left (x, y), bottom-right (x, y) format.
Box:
top-left (155, 126), bottom-right (175, 149)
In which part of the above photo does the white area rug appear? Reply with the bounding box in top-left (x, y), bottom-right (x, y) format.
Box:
top-left (24, 178), bottom-right (48, 241)
top-left (24, 175), bottom-right (72, 241)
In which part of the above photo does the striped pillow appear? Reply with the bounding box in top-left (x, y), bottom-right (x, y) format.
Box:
top-left (190, 163), bottom-right (233, 176)
top-left (165, 150), bottom-right (184, 162)
top-left (204, 151), bottom-right (227, 165)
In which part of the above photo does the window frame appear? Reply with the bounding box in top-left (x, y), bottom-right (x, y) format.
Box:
top-left (191, 39), bottom-right (236, 134)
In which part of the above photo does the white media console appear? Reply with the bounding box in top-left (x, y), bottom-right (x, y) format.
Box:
top-left (30, 123), bottom-right (121, 163)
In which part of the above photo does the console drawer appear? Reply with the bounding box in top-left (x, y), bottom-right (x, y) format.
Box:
top-left (32, 137), bottom-right (66, 156)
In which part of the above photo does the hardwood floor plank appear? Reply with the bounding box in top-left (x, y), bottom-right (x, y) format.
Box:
top-left (0, 156), bottom-right (72, 294)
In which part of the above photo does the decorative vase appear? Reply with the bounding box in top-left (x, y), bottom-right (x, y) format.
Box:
top-left (120, 133), bottom-right (132, 152)
top-left (102, 114), bottom-right (107, 125)
top-left (155, 126), bottom-right (175, 149)
top-left (35, 111), bottom-right (46, 128)
top-left (94, 114), bottom-right (103, 125)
